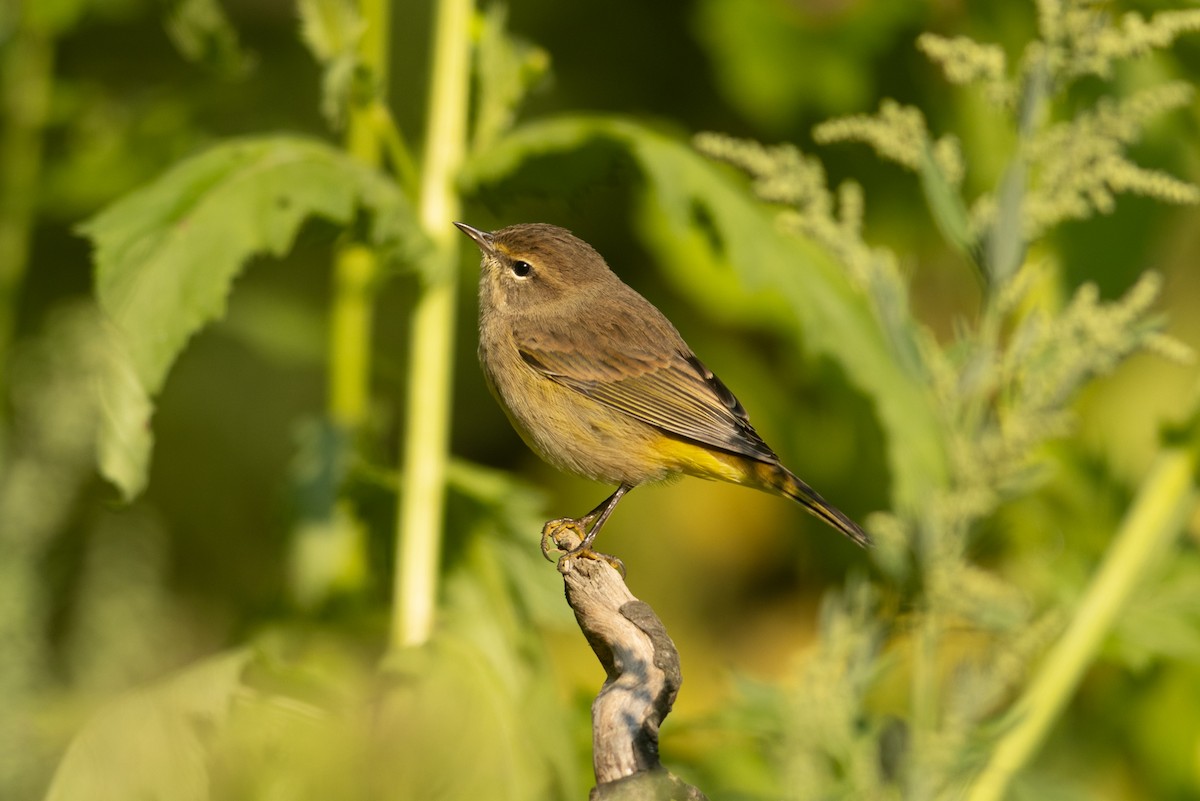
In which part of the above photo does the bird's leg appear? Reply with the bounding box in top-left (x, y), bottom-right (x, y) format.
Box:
top-left (540, 484), bottom-right (632, 575)
top-left (575, 484), bottom-right (631, 552)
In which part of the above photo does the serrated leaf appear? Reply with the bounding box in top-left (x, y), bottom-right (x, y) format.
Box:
top-left (94, 318), bottom-right (154, 500)
top-left (462, 116), bottom-right (948, 509)
top-left (80, 135), bottom-right (426, 499)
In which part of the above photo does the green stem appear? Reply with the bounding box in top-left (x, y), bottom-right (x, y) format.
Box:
top-left (965, 443), bottom-right (1198, 801)
top-left (328, 0), bottom-right (391, 429)
top-left (391, 0), bottom-right (472, 650)
top-left (328, 243), bottom-right (375, 428)
top-left (308, 0), bottom-right (392, 606)
top-left (368, 101), bottom-right (420, 202)
top-left (0, 19), bottom-right (54, 389)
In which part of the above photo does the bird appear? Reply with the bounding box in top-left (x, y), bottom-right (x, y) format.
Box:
top-left (456, 221), bottom-right (871, 564)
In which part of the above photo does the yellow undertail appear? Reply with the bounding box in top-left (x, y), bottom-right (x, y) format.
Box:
top-left (652, 434), bottom-right (872, 547)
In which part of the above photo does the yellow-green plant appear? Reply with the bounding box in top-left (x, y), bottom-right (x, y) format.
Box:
top-left (690, 1), bottom-right (1200, 798)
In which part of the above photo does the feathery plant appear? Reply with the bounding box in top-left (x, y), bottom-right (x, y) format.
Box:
top-left (696, 1), bottom-right (1200, 798)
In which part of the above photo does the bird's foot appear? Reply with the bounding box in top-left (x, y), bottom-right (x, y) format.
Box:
top-left (540, 517), bottom-right (584, 561)
top-left (540, 517), bottom-right (626, 578)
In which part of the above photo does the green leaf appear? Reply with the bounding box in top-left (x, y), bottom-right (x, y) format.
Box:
top-left (1110, 553), bottom-right (1200, 670)
top-left (93, 317), bottom-right (154, 505)
top-left (446, 458), bottom-right (567, 627)
top-left (80, 134), bottom-right (426, 499)
top-left (693, 0), bottom-right (925, 131)
top-left (44, 649), bottom-right (253, 801)
top-left (164, 0), bottom-right (255, 78)
top-left (296, 0), bottom-right (364, 128)
top-left (375, 469), bottom-right (583, 801)
top-left (471, 4), bottom-right (550, 153)
top-left (463, 116), bottom-right (948, 510)
top-left (918, 141), bottom-right (975, 262)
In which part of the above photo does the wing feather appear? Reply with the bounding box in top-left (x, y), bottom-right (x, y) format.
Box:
top-left (514, 307), bottom-right (778, 463)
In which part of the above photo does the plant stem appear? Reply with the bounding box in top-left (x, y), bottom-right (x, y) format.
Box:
top-left (329, 243), bottom-right (376, 428)
top-left (368, 101), bottom-right (419, 202)
top-left (965, 442), bottom-right (1198, 801)
top-left (308, 0), bottom-right (392, 606)
top-left (0, 19), bottom-right (54, 389)
top-left (329, 0), bottom-right (391, 429)
top-left (391, 0), bottom-right (472, 650)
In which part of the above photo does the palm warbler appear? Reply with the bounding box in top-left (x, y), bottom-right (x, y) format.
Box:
top-left (456, 222), bottom-right (871, 556)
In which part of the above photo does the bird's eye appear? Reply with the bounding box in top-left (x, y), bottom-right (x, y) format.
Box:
top-left (510, 259), bottom-right (532, 278)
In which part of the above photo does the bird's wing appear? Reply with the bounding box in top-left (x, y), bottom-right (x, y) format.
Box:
top-left (513, 312), bottom-right (779, 463)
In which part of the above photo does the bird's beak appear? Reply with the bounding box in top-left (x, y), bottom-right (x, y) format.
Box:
top-left (454, 221), bottom-right (496, 256)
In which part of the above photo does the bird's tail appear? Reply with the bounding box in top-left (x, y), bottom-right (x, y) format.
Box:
top-left (756, 462), bottom-right (872, 548)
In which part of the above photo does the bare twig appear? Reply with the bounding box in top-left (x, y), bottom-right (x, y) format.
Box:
top-left (544, 523), bottom-right (709, 801)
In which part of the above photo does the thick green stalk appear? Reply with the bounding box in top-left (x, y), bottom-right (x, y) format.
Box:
top-left (965, 442), bottom-right (1198, 801)
top-left (392, 0), bottom-right (472, 650)
top-left (0, 19), bottom-right (54, 389)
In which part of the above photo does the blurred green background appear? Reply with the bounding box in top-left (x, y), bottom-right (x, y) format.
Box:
top-left (3, 0), bottom-right (1200, 799)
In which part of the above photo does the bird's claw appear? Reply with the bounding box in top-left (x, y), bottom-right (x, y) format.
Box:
top-left (539, 517), bottom-right (627, 578)
top-left (540, 517), bottom-right (584, 563)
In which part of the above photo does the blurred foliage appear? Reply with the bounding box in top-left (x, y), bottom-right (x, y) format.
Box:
top-left (693, 0), bottom-right (927, 132)
top-left (2, 1), bottom-right (1200, 800)
top-left (81, 134), bottom-right (426, 498)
